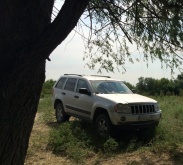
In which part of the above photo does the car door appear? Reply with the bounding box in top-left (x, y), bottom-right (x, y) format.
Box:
top-left (53, 77), bottom-right (67, 104)
top-left (73, 79), bottom-right (93, 119)
top-left (63, 78), bottom-right (78, 114)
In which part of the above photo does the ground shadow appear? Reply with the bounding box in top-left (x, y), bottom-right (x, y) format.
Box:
top-left (46, 121), bottom-right (59, 129)
top-left (169, 145), bottom-right (183, 165)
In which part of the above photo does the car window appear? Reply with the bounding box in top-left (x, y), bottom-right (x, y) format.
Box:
top-left (64, 78), bottom-right (77, 91)
top-left (90, 80), bottom-right (133, 94)
top-left (55, 78), bottom-right (66, 89)
top-left (76, 79), bottom-right (90, 92)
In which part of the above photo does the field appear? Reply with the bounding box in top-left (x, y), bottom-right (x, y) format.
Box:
top-left (25, 96), bottom-right (183, 165)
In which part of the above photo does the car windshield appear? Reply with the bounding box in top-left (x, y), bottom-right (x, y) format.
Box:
top-left (90, 80), bottom-right (133, 94)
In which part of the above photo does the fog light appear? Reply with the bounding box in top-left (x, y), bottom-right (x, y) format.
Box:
top-left (121, 116), bottom-right (126, 122)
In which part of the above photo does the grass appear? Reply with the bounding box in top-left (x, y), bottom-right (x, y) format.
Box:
top-left (35, 95), bottom-right (183, 164)
top-left (153, 96), bottom-right (183, 144)
top-left (38, 96), bottom-right (55, 123)
top-left (48, 121), bottom-right (94, 163)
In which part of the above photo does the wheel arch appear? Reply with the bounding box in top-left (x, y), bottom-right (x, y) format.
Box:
top-left (54, 99), bottom-right (63, 109)
top-left (93, 107), bottom-right (110, 123)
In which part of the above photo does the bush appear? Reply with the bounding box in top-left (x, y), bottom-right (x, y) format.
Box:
top-left (48, 121), bottom-right (92, 163)
top-left (159, 90), bottom-right (164, 97)
top-left (179, 89), bottom-right (183, 96)
top-left (103, 138), bottom-right (118, 153)
top-left (166, 91), bottom-right (172, 96)
top-left (41, 79), bottom-right (55, 97)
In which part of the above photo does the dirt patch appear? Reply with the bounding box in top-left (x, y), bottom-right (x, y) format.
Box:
top-left (25, 113), bottom-right (72, 165)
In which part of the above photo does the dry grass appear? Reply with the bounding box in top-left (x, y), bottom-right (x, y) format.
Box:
top-left (25, 113), bottom-right (73, 165)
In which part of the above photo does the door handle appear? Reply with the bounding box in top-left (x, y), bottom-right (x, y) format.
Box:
top-left (61, 92), bottom-right (66, 95)
top-left (74, 95), bottom-right (79, 98)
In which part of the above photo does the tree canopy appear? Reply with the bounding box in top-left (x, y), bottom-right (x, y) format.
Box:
top-left (135, 73), bottom-right (183, 96)
top-left (56, 0), bottom-right (183, 73)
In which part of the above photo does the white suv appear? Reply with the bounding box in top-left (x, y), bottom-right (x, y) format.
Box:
top-left (52, 74), bottom-right (161, 136)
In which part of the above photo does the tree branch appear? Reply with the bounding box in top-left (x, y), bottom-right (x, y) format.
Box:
top-left (29, 0), bottom-right (89, 62)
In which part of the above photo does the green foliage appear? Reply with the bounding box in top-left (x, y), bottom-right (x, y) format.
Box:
top-left (123, 81), bottom-right (134, 90)
top-left (103, 138), bottom-right (118, 153)
top-left (83, 0), bottom-right (183, 74)
top-left (179, 89), bottom-right (183, 96)
top-left (38, 96), bottom-right (55, 123)
top-left (41, 79), bottom-right (55, 98)
top-left (48, 119), bottom-right (160, 163)
top-left (152, 96), bottom-right (183, 145)
top-left (49, 122), bottom-right (90, 163)
top-left (136, 73), bottom-right (183, 96)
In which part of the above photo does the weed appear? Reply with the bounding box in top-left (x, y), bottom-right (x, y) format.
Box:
top-left (103, 137), bottom-right (118, 153)
top-left (37, 96), bottom-right (55, 123)
top-left (48, 121), bottom-right (93, 163)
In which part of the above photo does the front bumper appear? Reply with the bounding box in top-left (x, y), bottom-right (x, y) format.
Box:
top-left (113, 120), bottom-right (160, 130)
top-left (110, 110), bottom-right (162, 129)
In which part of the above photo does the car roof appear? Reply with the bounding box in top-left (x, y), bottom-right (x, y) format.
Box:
top-left (83, 75), bottom-right (117, 81)
top-left (60, 74), bottom-right (120, 81)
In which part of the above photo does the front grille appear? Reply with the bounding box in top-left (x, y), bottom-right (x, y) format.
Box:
top-left (131, 104), bottom-right (155, 114)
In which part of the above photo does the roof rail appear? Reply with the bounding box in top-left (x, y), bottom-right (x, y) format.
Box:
top-left (90, 75), bottom-right (111, 78)
top-left (64, 74), bottom-right (82, 77)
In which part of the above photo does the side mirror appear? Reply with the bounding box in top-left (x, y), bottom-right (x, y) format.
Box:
top-left (79, 88), bottom-right (91, 96)
top-left (132, 89), bottom-right (136, 93)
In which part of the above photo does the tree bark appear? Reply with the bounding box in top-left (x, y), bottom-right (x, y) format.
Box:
top-left (0, 0), bottom-right (89, 164)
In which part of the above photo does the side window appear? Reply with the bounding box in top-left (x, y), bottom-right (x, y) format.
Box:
top-left (76, 79), bottom-right (90, 93)
top-left (55, 78), bottom-right (66, 89)
top-left (64, 78), bottom-right (77, 91)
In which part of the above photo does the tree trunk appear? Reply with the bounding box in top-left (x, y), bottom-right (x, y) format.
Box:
top-left (0, 1), bottom-right (54, 164)
top-left (0, 0), bottom-right (89, 164)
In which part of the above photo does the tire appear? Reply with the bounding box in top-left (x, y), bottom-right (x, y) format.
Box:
top-left (95, 114), bottom-right (112, 138)
top-left (55, 103), bottom-right (69, 123)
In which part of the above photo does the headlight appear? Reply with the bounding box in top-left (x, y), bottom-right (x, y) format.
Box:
top-left (114, 103), bottom-right (131, 113)
top-left (154, 103), bottom-right (160, 111)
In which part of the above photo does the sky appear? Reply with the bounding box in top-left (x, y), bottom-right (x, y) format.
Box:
top-left (46, 30), bottom-right (180, 85)
top-left (46, 1), bottom-right (180, 85)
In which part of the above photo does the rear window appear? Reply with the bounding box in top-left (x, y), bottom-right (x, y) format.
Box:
top-left (55, 78), bottom-right (66, 89)
top-left (64, 78), bottom-right (77, 91)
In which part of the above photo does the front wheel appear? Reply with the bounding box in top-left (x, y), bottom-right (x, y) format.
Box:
top-left (55, 103), bottom-right (69, 123)
top-left (95, 114), bottom-right (112, 138)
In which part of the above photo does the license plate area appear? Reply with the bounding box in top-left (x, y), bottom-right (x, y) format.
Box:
top-left (139, 115), bottom-right (153, 121)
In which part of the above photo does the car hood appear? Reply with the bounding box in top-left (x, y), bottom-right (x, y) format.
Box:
top-left (97, 93), bottom-right (157, 104)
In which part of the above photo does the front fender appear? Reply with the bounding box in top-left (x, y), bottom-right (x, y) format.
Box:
top-left (90, 99), bottom-right (115, 122)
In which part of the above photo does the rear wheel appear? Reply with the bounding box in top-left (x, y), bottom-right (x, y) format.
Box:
top-left (55, 103), bottom-right (69, 123)
top-left (95, 114), bottom-right (112, 137)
